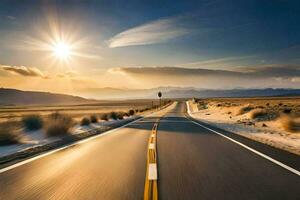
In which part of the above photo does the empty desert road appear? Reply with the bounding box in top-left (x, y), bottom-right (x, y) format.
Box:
top-left (157, 102), bottom-right (300, 200)
top-left (1, 102), bottom-right (300, 200)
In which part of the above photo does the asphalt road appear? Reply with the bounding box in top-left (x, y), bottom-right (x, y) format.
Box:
top-left (0, 102), bottom-right (299, 200)
top-left (157, 102), bottom-right (300, 200)
top-left (0, 116), bottom-right (157, 200)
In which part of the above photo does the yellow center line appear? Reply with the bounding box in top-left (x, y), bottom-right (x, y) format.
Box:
top-left (144, 117), bottom-right (161, 200)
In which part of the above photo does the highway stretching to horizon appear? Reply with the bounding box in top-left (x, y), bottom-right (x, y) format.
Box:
top-left (0, 102), bottom-right (300, 199)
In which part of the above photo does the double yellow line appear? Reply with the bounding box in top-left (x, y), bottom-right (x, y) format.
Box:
top-left (144, 118), bottom-right (160, 200)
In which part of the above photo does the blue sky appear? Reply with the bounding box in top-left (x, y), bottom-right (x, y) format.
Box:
top-left (0, 0), bottom-right (300, 94)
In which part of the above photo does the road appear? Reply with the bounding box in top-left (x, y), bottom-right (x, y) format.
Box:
top-left (0, 102), bottom-right (300, 199)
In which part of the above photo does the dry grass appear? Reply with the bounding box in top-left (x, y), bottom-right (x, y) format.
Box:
top-left (81, 117), bottom-right (91, 126)
top-left (0, 124), bottom-right (22, 145)
top-left (108, 112), bottom-right (118, 120)
top-left (99, 113), bottom-right (109, 121)
top-left (249, 109), bottom-right (268, 119)
top-left (0, 99), bottom-right (158, 123)
top-left (90, 115), bottom-right (98, 123)
top-left (22, 115), bottom-right (43, 131)
top-left (129, 109), bottom-right (135, 116)
top-left (45, 113), bottom-right (74, 137)
top-left (279, 115), bottom-right (300, 133)
top-left (236, 105), bottom-right (254, 115)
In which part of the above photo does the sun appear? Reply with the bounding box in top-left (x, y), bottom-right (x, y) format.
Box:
top-left (52, 41), bottom-right (72, 60)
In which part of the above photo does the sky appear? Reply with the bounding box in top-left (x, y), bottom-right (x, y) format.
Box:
top-left (0, 0), bottom-right (300, 96)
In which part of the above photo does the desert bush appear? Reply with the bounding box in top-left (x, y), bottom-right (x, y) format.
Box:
top-left (109, 112), bottom-right (118, 120)
top-left (283, 108), bottom-right (292, 114)
top-left (129, 109), bottom-right (135, 116)
top-left (46, 113), bottom-right (74, 137)
top-left (0, 125), bottom-right (22, 145)
top-left (237, 105), bottom-right (254, 115)
top-left (90, 115), bottom-right (98, 123)
top-left (99, 113), bottom-right (109, 121)
top-left (116, 112), bottom-right (124, 120)
top-left (81, 117), bottom-right (91, 126)
top-left (22, 115), bottom-right (43, 131)
top-left (262, 123), bottom-right (267, 127)
top-left (280, 116), bottom-right (300, 133)
top-left (249, 109), bottom-right (268, 119)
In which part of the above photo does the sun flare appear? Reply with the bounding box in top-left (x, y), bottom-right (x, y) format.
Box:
top-left (52, 41), bottom-right (72, 60)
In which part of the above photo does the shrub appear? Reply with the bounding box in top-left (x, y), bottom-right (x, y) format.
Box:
top-left (46, 113), bottom-right (74, 137)
top-left (90, 115), bottom-right (98, 123)
top-left (129, 109), bottom-right (135, 116)
top-left (22, 115), bottom-right (43, 131)
top-left (237, 105), bottom-right (254, 115)
top-left (262, 123), bottom-right (267, 127)
top-left (116, 112), bottom-right (124, 120)
top-left (0, 125), bottom-right (22, 145)
top-left (280, 116), bottom-right (300, 133)
top-left (109, 112), bottom-right (118, 120)
top-left (99, 113), bottom-right (109, 121)
top-left (81, 117), bottom-right (91, 126)
top-left (249, 109), bottom-right (268, 119)
top-left (283, 108), bottom-right (292, 114)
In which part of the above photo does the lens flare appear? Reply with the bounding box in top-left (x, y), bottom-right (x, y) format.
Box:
top-left (52, 41), bottom-right (72, 60)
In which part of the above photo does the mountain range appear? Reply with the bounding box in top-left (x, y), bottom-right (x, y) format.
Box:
top-left (1, 87), bottom-right (300, 105)
top-left (0, 88), bottom-right (95, 105)
top-left (77, 87), bottom-right (300, 99)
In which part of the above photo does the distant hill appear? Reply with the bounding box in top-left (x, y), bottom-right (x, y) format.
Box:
top-left (77, 86), bottom-right (194, 99)
top-left (163, 88), bottom-right (300, 98)
top-left (0, 88), bottom-right (95, 105)
top-left (78, 87), bottom-right (300, 99)
top-left (1, 87), bottom-right (299, 105)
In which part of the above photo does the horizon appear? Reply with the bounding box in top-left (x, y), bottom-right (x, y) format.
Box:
top-left (2, 86), bottom-right (300, 101)
top-left (0, 0), bottom-right (300, 98)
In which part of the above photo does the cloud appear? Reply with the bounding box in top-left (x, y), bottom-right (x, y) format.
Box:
top-left (112, 65), bottom-right (300, 78)
top-left (57, 70), bottom-right (78, 78)
top-left (179, 55), bottom-right (255, 68)
top-left (6, 16), bottom-right (16, 20)
top-left (1, 65), bottom-right (47, 78)
top-left (109, 65), bottom-right (300, 88)
top-left (108, 17), bottom-right (191, 48)
top-left (111, 66), bottom-right (241, 77)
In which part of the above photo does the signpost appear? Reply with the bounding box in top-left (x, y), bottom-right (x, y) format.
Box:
top-left (158, 91), bottom-right (162, 108)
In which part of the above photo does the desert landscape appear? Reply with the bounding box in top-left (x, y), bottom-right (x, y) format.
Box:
top-left (188, 97), bottom-right (300, 155)
top-left (0, 97), bottom-right (171, 160)
top-left (1, 1), bottom-right (300, 199)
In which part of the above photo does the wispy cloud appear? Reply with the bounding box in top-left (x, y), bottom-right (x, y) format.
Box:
top-left (57, 70), bottom-right (78, 78)
top-left (179, 55), bottom-right (255, 68)
top-left (112, 65), bottom-right (300, 78)
top-left (108, 17), bottom-right (191, 48)
top-left (1, 65), bottom-right (47, 79)
top-left (6, 15), bottom-right (16, 20)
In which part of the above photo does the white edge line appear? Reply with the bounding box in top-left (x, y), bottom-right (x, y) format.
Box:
top-left (148, 163), bottom-right (158, 180)
top-left (185, 101), bottom-right (300, 177)
top-left (149, 143), bottom-right (155, 149)
top-left (0, 110), bottom-right (162, 174)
